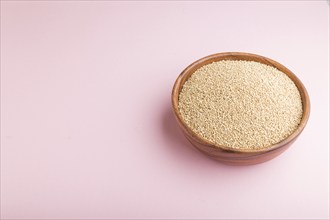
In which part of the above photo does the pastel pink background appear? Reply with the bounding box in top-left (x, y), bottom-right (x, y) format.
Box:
top-left (1, 1), bottom-right (329, 219)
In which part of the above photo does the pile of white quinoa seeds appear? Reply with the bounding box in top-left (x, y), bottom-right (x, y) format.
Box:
top-left (178, 60), bottom-right (303, 150)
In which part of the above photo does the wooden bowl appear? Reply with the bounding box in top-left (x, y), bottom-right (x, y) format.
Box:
top-left (171, 52), bottom-right (310, 165)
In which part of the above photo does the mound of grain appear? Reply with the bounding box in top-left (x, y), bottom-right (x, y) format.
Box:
top-left (178, 60), bottom-right (303, 150)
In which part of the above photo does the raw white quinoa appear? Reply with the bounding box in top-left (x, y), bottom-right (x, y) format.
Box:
top-left (178, 60), bottom-right (303, 150)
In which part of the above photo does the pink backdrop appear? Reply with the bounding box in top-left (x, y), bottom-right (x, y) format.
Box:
top-left (1, 1), bottom-right (329, 219)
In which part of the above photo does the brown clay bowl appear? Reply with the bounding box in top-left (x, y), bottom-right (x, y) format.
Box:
top-left (171, 52), bottom-right (310, 165)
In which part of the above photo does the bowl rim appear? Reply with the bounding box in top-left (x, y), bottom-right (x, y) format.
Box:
top-left (171, 52), bottom-right (310, 153)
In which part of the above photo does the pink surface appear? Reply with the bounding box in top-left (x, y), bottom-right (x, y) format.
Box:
top-left (1, 1), bottom-right (329, 219)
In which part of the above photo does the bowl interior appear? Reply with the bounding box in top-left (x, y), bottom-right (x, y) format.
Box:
top-left (172, 52), bottom-right (310, 153)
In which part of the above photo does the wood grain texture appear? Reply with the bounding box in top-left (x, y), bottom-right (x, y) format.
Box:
top-left (171, 52), bottom-right (310, 165)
